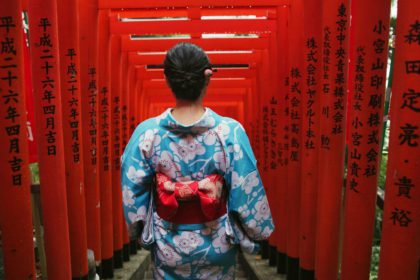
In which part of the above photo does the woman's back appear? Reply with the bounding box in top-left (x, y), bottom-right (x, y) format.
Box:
top-left (121, 42), bottom-right (273, 280)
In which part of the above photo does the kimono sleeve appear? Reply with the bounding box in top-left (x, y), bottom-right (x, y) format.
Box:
top-left (121, 127), bottom-right (154, 226)
top-left (225, 123), bottom-right (274, 240)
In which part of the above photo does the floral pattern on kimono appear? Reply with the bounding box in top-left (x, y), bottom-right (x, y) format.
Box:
top-left (121, 108), bottom-right (275, 280)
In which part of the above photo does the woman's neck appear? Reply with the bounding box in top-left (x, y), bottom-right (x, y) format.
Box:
top-left (171, 100), bottom-right (206, 126)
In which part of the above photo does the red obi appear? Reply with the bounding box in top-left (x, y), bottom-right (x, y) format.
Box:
top-left (155, 173), bottom-right (227, 224)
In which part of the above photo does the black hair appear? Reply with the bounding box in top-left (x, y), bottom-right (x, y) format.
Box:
top-left (164, 42), bottom-right (211, 101)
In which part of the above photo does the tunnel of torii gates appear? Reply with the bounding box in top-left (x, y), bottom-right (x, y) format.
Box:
top-left (0, 0), bottom-right (419, 279)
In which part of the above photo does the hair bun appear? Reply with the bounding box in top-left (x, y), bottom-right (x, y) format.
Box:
top-left (163, 42), bottom-right (211, 101)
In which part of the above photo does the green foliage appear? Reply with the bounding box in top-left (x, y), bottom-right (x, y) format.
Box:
top-left (29, 163), bottom-right (40, 185)
top-left (370, 153), bottom-right (388, 279)
top-left (370, 245), bottom-right (381, 279)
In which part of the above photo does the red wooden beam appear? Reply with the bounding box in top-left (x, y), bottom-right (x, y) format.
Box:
top-left (97, 9), bottom-right (114, 278)
top-left (120, 52), bottom-right (131, 260)
top-left (274, 5), bottom-right (289, 269)
top-left (142, 78), bottom-right (252, 89)
top-left (315, 0), bottom-right (351, 279)
top-left (121, 36), bottom-right (270, 52)
top-left (79, 0), bottom-right (102, 263)
top-left (378, 1), bottom-right (420, 279)
top-left (57, 0), bottom-right (89, 277)
top-left (112, 7), bottom-right (277, 18)
top-left (286, 0), bottom-right (303, 275)
top-left (110, 34), bottom-right (124, 268)
top-left (110, 16), bottom-right (277, 35)
top-left (340, 0), bottom-right (391, 278)
top-left (299, 0), bottom-right (322, 273)
top-left (0, 1), bottom-right (36, 278)
top-left (28, 0), bottom-right (72, 278)
top-left (127, 65), bottom-right (137, 134)
top-left (136, 67), bottom-right (256, 79)
top-left (128, 51), bottom-right (261, 65)
top-left (99, 0), bottom-right (289, 9)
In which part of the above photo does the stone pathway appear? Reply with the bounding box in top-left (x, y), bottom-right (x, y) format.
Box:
top-left (142, 255), bottom-right (250, 280)
top-left (240, 253), bottom-right (286, 280)
top-left (109, 250), bottom-right (285, 280)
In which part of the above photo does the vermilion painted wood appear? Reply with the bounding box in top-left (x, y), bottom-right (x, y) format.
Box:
top-left (137, 69), bottom-right (255, 126)
top-left (99, 0), bottom-right (289, 9)
top-left (23, 33), bottom-right (38, 164)
top-left (286, 0), bottom-right (303, 261)
top-left (127, 51), bottom-right (262, 66)
top-left (134, 78), bottom-right (142, 128)
top-left (120, 52), bottom-right (131, 250)
top-left (57, 0), bottom-right (89, 277)
top-left (146, 100), bottom-right (244, 124)
top-left (79, 0), bottom-right (102, 262)
top-left (315, 0), bottom-right (350, 279)
top-left (113, 7), bottom-right (277, 18)
top-left (378, 1), bottom-right (420, 279)
top-left (28, 0), bottom-right (72, 278)
top-left (144, 88), bottom-right (250, 101)
top-left (110, 34), bottom-right (124, 260)
top-left (127, 65), bottom-right (137, 134)
top-left (257, 46), bottom-right (276, 246)
top-left (144, 88), bottom-right (249, 116)
top-left (274, 4), bottom-right (289, 256)
top-left (268, 10), bottom-right (280, 252)
top-left (298, 0), bottom-right (322, 271)
top-left (21, 0), bottom-right (28, 10)
top-left (97, 9), bottom-right (114, 273)
top-left (121, 36), bottom-right (270, 52)
top-left (136, 68), bottom-right (256, 80)
top-left (110, 17), bottom-right (277, 35)
top-left (341, 1), bottom-right (391, 278)
top-left (142, 79), bottom-right (253, 89)
top-left (0, 1), bottom-right (36, 278)
top-left (121, 53), bottom-right (129, 149)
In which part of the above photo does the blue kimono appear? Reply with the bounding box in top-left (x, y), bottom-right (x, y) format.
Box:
top-left (121, 108), bottom-right (274, 280)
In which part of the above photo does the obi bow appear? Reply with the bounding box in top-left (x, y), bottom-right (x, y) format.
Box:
top-left (156, 173), bottom-right (226, 222)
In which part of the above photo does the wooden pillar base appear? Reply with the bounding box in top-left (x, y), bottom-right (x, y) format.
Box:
top-left (129, 240), bottom-right (137, 255)
top-left (123, 244), bottom-right (130, 262)
top-left (261, 241), bottom-right (269, 259)
top-left (286, 256), bottom-right (299, 280)
top-left (277, 251), bottom-right (287, 274)
top-left (114, 249), bottom-right (123, 268)
top-left (269, 245), bottom-right (277, 266)
top-left (299, 268), bottom-right (315, 280)
top-left (101, 257), bottom-right (114, 279)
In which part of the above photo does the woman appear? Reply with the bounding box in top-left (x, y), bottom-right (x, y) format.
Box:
top-left (121, 42), bottom-right (274, 280)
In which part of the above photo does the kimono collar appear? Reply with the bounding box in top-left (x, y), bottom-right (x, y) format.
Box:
top-left (157, 107), bottom-right (218, 134)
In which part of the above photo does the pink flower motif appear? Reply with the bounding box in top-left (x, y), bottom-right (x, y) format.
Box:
top-left (215, 123), bottom-right (230, 140)
top-left (254, 196), bottom-right (271, 220)
top-left (154, 151), bottom-right (180, 178)
top-left (170, 135), bottom-right (205, 163)
top-left (173, 232), bottom-right (204, 254)
top-left (156, 240), bottom-right (182, 267)
top-left (139, 129), bottom-right (161, 158)
top-left (212, 226), bottom-right (232, 254)
top-left (127, 206), bottom-right (146, 224)
top-left (242, 171), bottom-right (259, 194)
top-left (213, 151), bottom-right (227, 171)
top-left (204, 130), bottom-right (218, 145)
top-left (122, 185), bottom-right (135, 206)
top-left (126, 166), bottom-right (146, 184)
